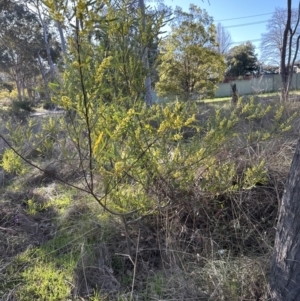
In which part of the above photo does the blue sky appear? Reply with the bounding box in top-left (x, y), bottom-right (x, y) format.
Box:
top-left (163, 0), bottom-right (290, 60)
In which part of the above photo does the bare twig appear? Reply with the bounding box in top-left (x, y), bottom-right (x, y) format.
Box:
top-left (130, 229), bottom-right (140, 301)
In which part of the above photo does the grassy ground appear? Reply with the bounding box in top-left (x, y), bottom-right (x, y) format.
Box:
top-left (0, 93), bottom-right (299, 300)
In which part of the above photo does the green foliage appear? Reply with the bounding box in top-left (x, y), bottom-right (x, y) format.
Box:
top-left (17, 262), bottom-right (71, 301)
top-left (42, 1), bottom-right (296, 222)
top-left (26, 198), bottom-right (42, 215)
top-left (4, 0), bottom-right (296, 223)
top-left (48, 194), bottom-right (72, 212)
top-left (156, 4), bottom-right (226, 100)
top-left (0, 89), bottom-right (12, 101)
top-left (35, 116), bottom-right (60, 157)
top-left (243, 160), bottom-right (267, 188)
top-left (0, 2), bottom-right (44, 100)
top-left (0, 86), bottom-right (18, 102)
top-left (2, 192), bottom-right (107, 301)
top-left (5, 116), bottom-right (35, 146)
top-left (1, 148), bottom-right (26, 175)
top-left (226, 41), bottom-right (258, 76)
top-left (48, 0), bottom-right (165, 107)
top-left (236, 97), bottom-right (297, 144)
top-left (57, 89), bottom-right (296, 220)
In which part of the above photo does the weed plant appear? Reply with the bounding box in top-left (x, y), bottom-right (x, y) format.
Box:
top-left (0, 97), bottom-right (298, 300)
top-left (0, 0), bottom-right (299, 299)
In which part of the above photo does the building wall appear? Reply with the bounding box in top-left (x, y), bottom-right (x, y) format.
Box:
top-left (153, 74), bottom-right (300, 102)
top-left (215, 73), bottom-right (300, 98)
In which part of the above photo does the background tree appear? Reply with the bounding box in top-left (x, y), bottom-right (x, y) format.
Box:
top-left (40, 0), bottom-right (68, 57)
top-left (138, 0), bottom-right (152, 105)
top-left (278, 0), bottom-right (300, 102)
top-left (260, 7), bottom-right (300, 65)
top-left (226, 41), bottom-right (258, 77)
top-left (23, 0), bottom-right (62, 103)
top-left (44, 0), bottom-right (165, 107)
top-left (215, 22), bottom-right (232, 55)
top-left (156, 4), bottom-right (226, 100)
top-left (26, 0), bottom-right (58, 81)
top-left (0, 1), bottom-right (44, 100)
top-left (0, 0), bottom-right (12, 12)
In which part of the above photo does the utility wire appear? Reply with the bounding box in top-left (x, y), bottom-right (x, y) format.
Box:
top-left (215, 12), bottom-right (273, 22)
top-left (224, 20), bottom-right (268, 28)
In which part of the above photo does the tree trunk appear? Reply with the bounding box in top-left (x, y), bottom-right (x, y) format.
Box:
top-left (51, 1), bottom-right (66, 58)
top-left (138, 0), bottom-right (152, 106)
top-left (280, 0), bottom-right (291, 102)
top-left (280, 0), bottom-right (300, 102)
top-left (37, 4), bottom-right (55, 81)
top-left (270, 138), bottom-right (300, 300)
top-left (37, 51), bottom-right (50, 101)
top-left (15, 73), bottom-right (23, 101)
top-left (56, 21), bottom-right (67, 57)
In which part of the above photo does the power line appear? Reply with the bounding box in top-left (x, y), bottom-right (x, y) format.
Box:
top-left (215, 12), bottom-right (273, 22)
top-left (224, 20), bottom-right (268, 29)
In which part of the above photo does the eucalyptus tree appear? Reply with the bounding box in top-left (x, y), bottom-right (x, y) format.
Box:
top-left (43, 0), bottom-right (166, 106)
top-left (156, 4), bottom-right (226, 100)
top-left (0, 0), bottom-right (44, 100)
top-left (39, 0), bottom-right (68, 57)
top-left (25, 0), bottom-right (57, 82)
top-left (19, 0), bottom-right (62, 104)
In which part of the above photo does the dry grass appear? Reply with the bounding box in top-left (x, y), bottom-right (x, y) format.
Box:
top-left (0, 96), bottom-right (299, 300)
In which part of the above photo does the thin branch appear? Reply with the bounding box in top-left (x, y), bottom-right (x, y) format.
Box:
top-left (74, 16), bottom-right (94, 191)
top-left (0, 133), bottom-right (90, 194)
